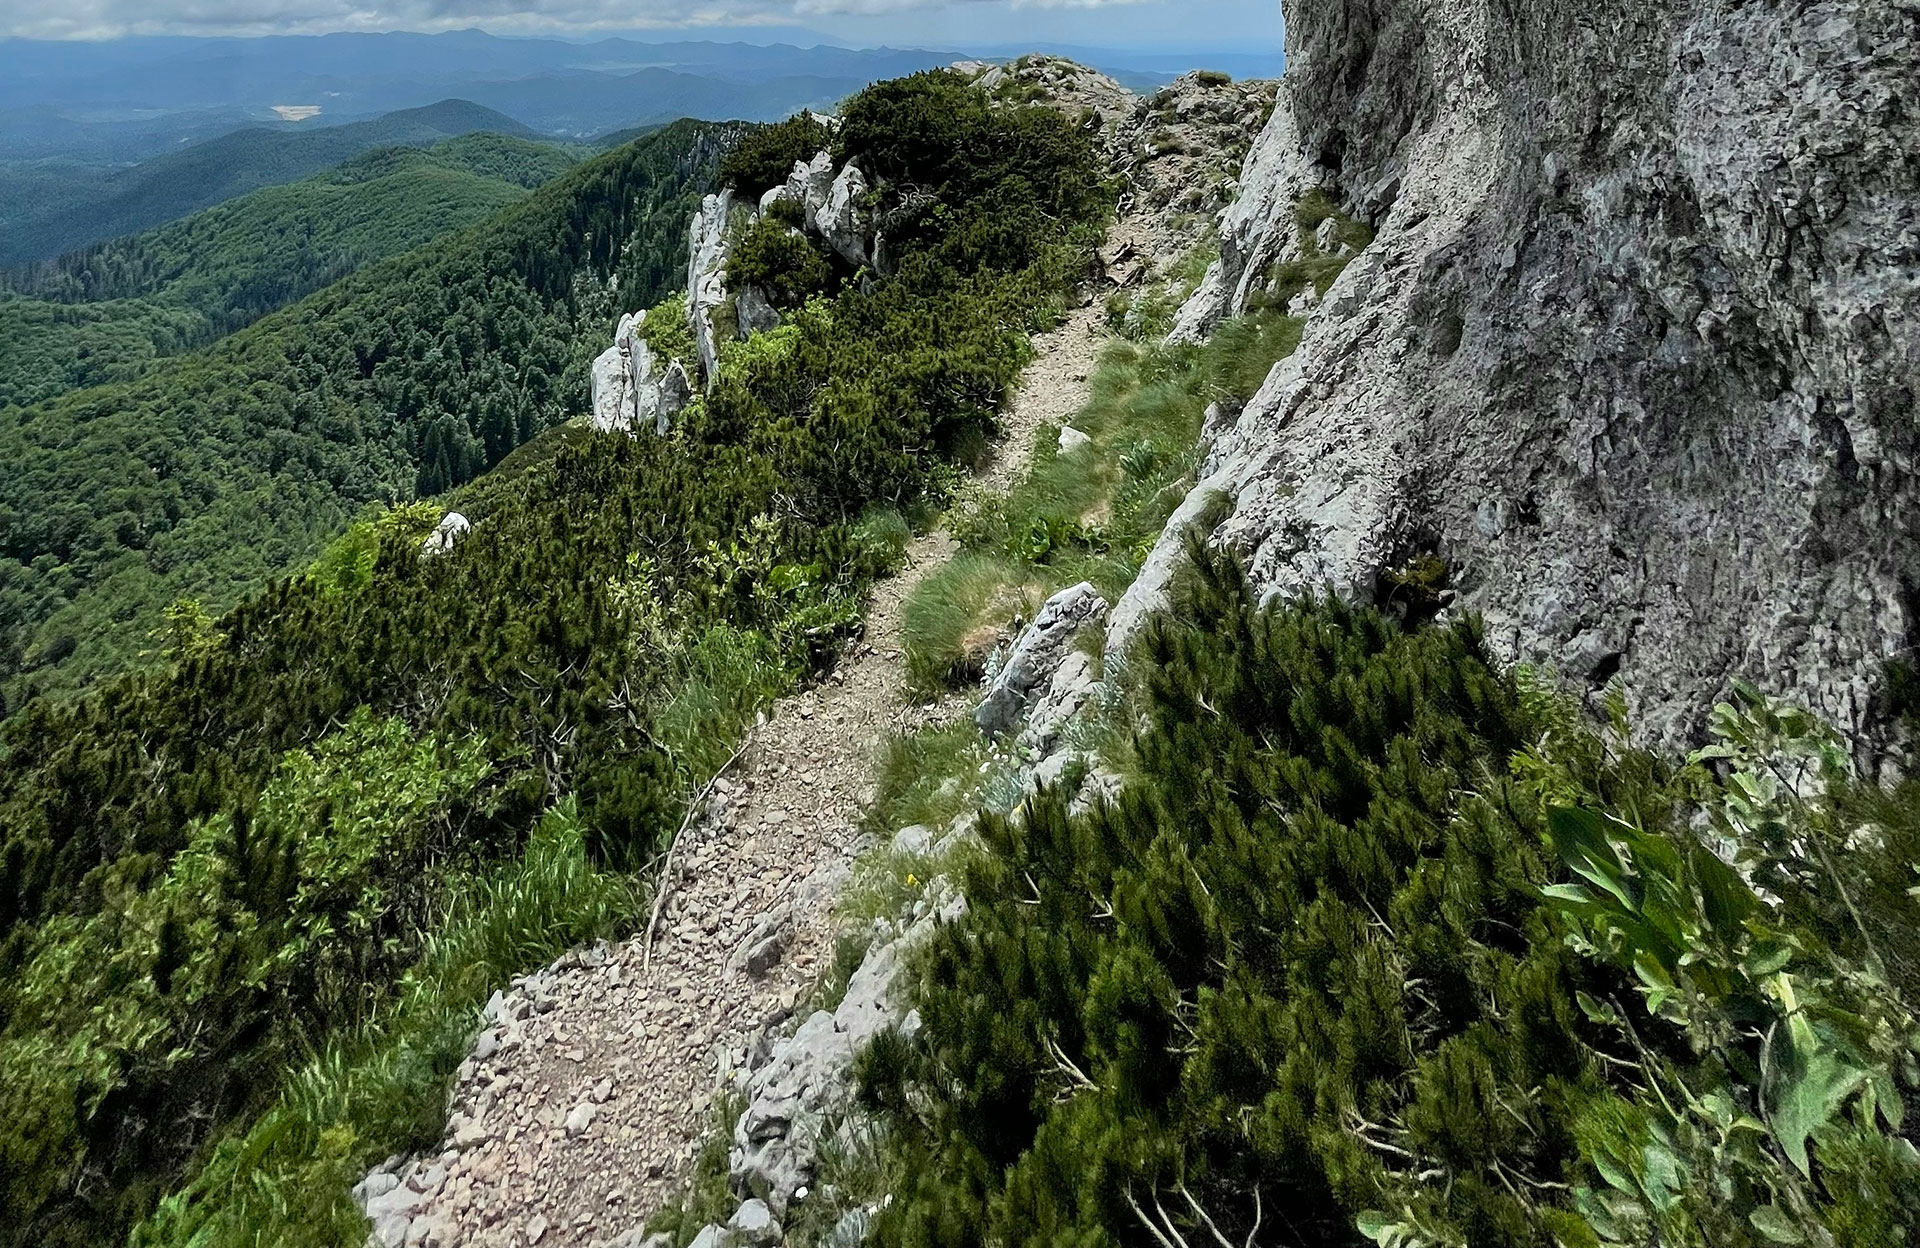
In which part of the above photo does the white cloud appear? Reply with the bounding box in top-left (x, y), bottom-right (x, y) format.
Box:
top-left (1, 0), bottom-right (1158, 41)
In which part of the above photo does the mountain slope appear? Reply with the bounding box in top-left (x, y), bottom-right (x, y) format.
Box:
top-left (0, 133), bottom-right (586, 409)
top-left (0, 100), bottom-right (538, 266)
top-left (0, 120), bottom-right (733, 709)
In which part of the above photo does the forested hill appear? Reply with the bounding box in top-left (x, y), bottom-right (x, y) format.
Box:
top-left (0, 133), bottom-right (588, 410)
top-left (0, 99), bottom-right (540, 267)
top-left (0, 119), bottom-right (739, 712)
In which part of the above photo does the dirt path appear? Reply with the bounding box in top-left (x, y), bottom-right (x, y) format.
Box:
top-left (371, 299), bottom-right (1107, 1248)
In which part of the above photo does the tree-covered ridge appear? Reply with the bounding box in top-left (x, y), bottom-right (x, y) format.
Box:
top-left (0, 71), bottom-right (1110, 1248)
top-left (0, 99), bottom-right (542, 269)
top-left (0, 120), bottom-right (727, 713)
top-left (857, 555), bottom-right (1920, 1248)
top-left (0, 134), bottom-right (587, 411)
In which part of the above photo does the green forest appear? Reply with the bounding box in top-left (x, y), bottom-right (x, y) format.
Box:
top-left (0, 121), bottom-right (722, 711)
top-left (855, 553), bottom-right (1920, 1248)
top-left (0, 99), bottom-right (544, 268)
top-left (0, 70), bottom-right (1109, 1248)
top-left (0, 133), bottom-right (586, 410)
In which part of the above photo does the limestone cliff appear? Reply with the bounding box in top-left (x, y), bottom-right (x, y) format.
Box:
top-left (1170, 0), bottom-right (1918, 750)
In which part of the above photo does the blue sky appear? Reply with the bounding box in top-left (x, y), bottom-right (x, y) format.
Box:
top-left (1, 0), bottom-right (1281, 51)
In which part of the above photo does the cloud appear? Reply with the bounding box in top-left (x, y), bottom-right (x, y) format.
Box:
top-left (1, 0), bottom-right (1158, 41)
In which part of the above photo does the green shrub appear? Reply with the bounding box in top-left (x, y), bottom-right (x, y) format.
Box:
top-left (859, 555), bottom-right (1920, 1248)
top-left (728, 216), bottom-right (836, 308)
top-left (720, 112), bottom-right (833, 196)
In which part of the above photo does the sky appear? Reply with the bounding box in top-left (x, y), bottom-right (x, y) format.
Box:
top-left (0, 0), bottom-right (1282, 52)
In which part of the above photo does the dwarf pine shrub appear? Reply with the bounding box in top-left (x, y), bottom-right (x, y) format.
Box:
top-left (857, 551), bottom-right (1920, 1248)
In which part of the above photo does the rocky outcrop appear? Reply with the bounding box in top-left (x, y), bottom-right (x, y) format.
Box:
top-left (687, 190), bottom-right (736, 386)
top-left (728, 890), bottom-right (958, 1218)
top-left (420, 512), bottom-right (471, 557)
top-left (975, 582), bottom-right (1109, 738)
top-left (591, 311), bottom-right (691, 436)
top-left (1165, 0), bottom-right (1919, 749)
top-left (812, 162), bottom-right (872, 270)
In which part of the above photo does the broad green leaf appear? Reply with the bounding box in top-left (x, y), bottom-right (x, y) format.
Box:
top-left (1547, 806), bottom-right (1640, 911)
top-left (1748, 1205), bottom-right (1803, 1244)
top-left (1767, 1031), bottom-right (1868, 1175)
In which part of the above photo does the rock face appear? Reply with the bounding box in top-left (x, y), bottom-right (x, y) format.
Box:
top-left (813, 161), bottom-right (872, 269)
top-left (687, 190), bottom-right (736, 386)
top-left (592, 310), bottom-right (691, 436)
top-left (1170, 0), bottom-right (1920, 750)
top-left (975, 582), bottom-right (1110, 738)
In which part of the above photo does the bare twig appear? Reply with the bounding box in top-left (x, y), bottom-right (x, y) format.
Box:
top-left (1126, 1188), bottom-right (1184, 1248)
top-left (642, 737), bottom-right (753, 976)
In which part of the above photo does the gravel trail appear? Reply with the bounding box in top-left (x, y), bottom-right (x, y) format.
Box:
top-left (372, 299), bottom-right (1108, 1248)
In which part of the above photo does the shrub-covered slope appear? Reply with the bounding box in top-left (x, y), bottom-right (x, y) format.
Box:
top-left (0, 133), bottom-right (585, 410)
top-left (0, 121), bottom-right (723, 711)
top-left (859, 555), bottom-right (1920, 1248)
top-left (0, 70), bottom-right (1109, 1248)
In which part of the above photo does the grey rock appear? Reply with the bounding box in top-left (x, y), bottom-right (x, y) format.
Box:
top-left (786, 151), bottom-right (836, 223)
top-left (729, 906), bottom-right (793, 979)
top-left (687, 190), bottom-right (737, 386)
top-left (729, 910), bottom-right (952, 1216)
top-left (1057, 425), bottom-right (1093, 455)
top-left (593, 1234), bottom-right (673, 1248)
top-left (591, 310), bottom-right (689, 436)
top-left (1168, 0), bottom-right (1920, 751)
top-left (890, 823), bottom-right (935, 856)
top-left (419, 512), bottom-right (470, 557)
top-left (564, 1101), bottom-right (598, 1136)
top-left (1017, 649), bottom-right (1100, 757)
top-left (729, 1199), bottom-right (783, 1247)
top-left (814, 162), bottom-right (871, 268)
top-left (976, 582), bottom-right (1109, 738)
top-left (687, 1226), bottom-right (728, 1248)
top-left (736, 284), bottom-right (782, 337)
top-left (1105, 480), bottom-right (1231, 668)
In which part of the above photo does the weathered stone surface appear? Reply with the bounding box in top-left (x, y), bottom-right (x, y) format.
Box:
top-left (735, 284), bottom-right (781, 337)
top-left (728, 900), bottom-right (959, 1218)
top-left (814, 162), bottom-right (871, 268)
top-left (420, 512), bottom-right (471, 557)
top-left (687, 190), bottom-right (736, 386)
top-left (1057, 426), bottom-right (1093, 455)
top-left (976, 582), bottom-right (1109, 738)
top-left (728, 1198), bottom-right (782, 1247)
top-left (1171, 0), bottom-right (1920, 751)
top-left (1017, 649), bottom-right (1100, 757)
top-left (1104, 479), bottom-right (1230, 665)
top-left (591, 309), bottom-right (689, 436)
top-left (786, 151), bottom-right (836, 223)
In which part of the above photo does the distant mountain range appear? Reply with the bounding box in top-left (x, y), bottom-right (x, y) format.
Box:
top-left (0, 100), bottom-right (540, 266)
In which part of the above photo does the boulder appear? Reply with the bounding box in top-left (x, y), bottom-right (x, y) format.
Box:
top-left (786, 151), bottom-right (836, 223)
top-left (591, 311), bottom-right (690, 436)
top-left (729, 1199), bottom-right (783, 1248)
top-left (1057, 426), bottom-right (1093, 455)
top-left (975, 582), bottom-right (1109, 739)
top-left (420, 512), bottom-right (471, 557)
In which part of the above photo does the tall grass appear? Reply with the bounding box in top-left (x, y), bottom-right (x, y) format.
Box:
top-left (134, 804), bottom-right (643, 1248)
